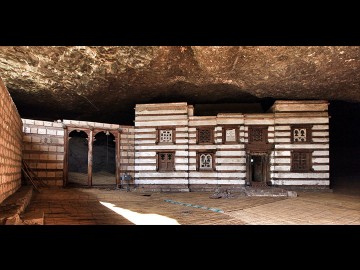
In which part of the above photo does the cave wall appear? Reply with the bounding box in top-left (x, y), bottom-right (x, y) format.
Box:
top-left (0, 78), bottom-right (23, 203)
top-left (22, 119), bottom-right (65, 186)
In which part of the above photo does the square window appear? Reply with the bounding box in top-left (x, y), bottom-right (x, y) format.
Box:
top-left (291, 125), bottom-right (312, 143)
top-left (157, 152), bottom-right (175, 171)
top-left (249, 126), bottom-right (268, 143)
top-left (291, 151), bottom-right (312, 172)
top-left (156, 128), bottom-right (175, 144)
top-left (160, 130), bottom-right (172, 142)
top-left (226, 129), bottom-right (236, 141)
top-left (222, 126), bottom-right (239, 143)
top-left (197, 127), bottom-right (214, 144)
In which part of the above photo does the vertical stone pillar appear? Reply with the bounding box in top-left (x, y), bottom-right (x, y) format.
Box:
top-left (88, 129), bottom-right (93, 187)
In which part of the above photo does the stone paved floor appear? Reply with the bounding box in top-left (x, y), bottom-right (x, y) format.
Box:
top-left (21, 187), bottom-right (360, 225)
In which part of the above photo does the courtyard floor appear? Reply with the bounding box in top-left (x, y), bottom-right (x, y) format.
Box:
top-left (21, 186), bottom-right (360, 225)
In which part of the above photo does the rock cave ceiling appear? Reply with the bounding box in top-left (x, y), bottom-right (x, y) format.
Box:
top-left (0, 46), bottom-right (359, 124)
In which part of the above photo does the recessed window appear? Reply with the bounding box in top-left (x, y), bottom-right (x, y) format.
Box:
top-left (196, 127), bottom-right (214, 144)
top-left (160, 130), bottom-right (172, 142)
top-left (156, 128), bottom-right (175, 144)
top-left (248, 126), bottom-right (268, 144)
top-left (291, 150), bottom-right (312, 172)
top-left (291, 125), bottom-right (312, 143)
top-left (157, 152), bottom-right (175, 171)
top-left (196, 152), bottom-right (215, 171)
top-left (222, 126), bottom-right (239, 144)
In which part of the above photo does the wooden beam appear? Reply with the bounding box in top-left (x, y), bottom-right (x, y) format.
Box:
top-left (88, 129), bottom-right (93, 187)
top-left (116, 131), bottom-right (120, 187)
top-left (63, 126), bottom-right (68, 186)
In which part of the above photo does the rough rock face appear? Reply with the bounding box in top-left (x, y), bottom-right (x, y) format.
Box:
top-left (0, 46), bottom-right (359, 124)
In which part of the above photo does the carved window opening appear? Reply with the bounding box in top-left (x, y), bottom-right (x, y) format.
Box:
top-left (294, 128), bottom-right (306, 142)
top-left (197, 127), bottom-right (214, 144)
top-left (160, 130), bottom-right (172, 142)
top-left (291, 150), bottom-right (312, 172)
top-left (157, 152), bottom-right (175, 171)
top-left (226, 129), bottom-right (236, 141)
top-left (222, 126), bottom-right (239, 144)
top-left (156, 128), bottom-right (175, 144)
top-left (291, 125), bottom-right (312, 143)
top-left (200, 154), bottom-right (212, 169)
top-left (249, 126), bottom-right (268, 144)
top-left (196, 152), bottom-right (215, 171)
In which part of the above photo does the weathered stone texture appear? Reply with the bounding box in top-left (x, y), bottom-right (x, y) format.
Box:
top-left (0, 46), bottom-right (359, 123)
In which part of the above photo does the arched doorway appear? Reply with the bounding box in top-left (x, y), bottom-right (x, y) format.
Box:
top-left (68, 130), bottom-right (89, 186)
top-left (92, 131), bottom-right (116, 186)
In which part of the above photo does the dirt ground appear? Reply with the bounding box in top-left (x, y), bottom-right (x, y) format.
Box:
top-left (21, 185), bottom-right (360, 225)
top-left (68, 171), bottom-right (116, 186)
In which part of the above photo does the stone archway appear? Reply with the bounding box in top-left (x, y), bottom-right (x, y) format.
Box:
top-left (92, 131), bottom-right (116, 186)
top-left (67, 130), bottom-right (89, 186)
top-left (64, 126), bottom-right (121, 188)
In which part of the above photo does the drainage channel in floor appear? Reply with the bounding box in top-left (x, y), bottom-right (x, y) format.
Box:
top-left (164, 199), bottom-right (224, 213)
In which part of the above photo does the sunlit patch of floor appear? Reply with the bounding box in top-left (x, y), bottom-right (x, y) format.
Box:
top-left (99, 201), bottom-right (180, 225)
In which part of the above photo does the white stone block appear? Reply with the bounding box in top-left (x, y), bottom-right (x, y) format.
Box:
top-left (38, 128), bottom-right (46, 135)
top-left (34, 120), bottom-right (44, 126)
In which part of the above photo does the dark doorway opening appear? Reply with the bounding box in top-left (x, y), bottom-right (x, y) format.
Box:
top-left (251, 156), bottom-right (263, 182)
top-left (248, 154), bottom-right (269, 187)
top-left (92, 131), bottom-right (116, 186)
top-left (68, 130), bottom-right (88, 186)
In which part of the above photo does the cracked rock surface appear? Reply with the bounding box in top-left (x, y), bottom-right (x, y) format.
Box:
top-left (0, 46), bottom-right (359, 123)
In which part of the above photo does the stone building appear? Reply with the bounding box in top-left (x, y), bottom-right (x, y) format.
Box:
top-left (0, 74), bottom-right (330, 203)
top-left (134, 101), bottom-right (330, 192)
top-left (19, 100), bottom-right (330, 193)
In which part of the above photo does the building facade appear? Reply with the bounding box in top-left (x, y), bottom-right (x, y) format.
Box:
top-left (134, 101), bottom-right (330, 192)
top-left (20, 100), bottom-right (330, 192)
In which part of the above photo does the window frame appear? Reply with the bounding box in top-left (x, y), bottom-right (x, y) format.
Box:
top-left (156, 127), bottom-right (176, 144)
top-left (291, 150), bottom-right (313, 172)
top-left (291, 125), bottom-right (312, 143)
top-left (196, 126), bottom-right (215, 144)
top-left (156, 151), bottom-right (176, 172)
top-left (222, 125), bottom-right (239, 144)
top-left (196, 151), bottom-right (216, 171)
top-left (248, 125), bottom-right (268, 144)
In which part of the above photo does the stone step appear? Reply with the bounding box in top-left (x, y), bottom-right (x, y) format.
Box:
top-left (0, 185), bottom-right (38, 225)
top-left (209, 186), bottom-right (297, 198)
top-left (20, 211), bottom-right (44, 225)
top-left (244, 186), bottom-right (297, 197)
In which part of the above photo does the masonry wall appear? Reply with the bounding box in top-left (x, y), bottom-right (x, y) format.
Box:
top-left (134, 103), bottom-right (190, 191)
top-left (119, 126), bottom-right (135, 186)
top-left (22, 119), bottom-right (134, 187)
top-left (214, 114), bottom-right (246, 188)
top-left (270, 101), bottom-right (330, 187)
top-left (0, 78), bottom-right (23, 203)
top-left (134, 101), bottom-right (330, 191)
top-left (22, 119), bottom-right (65, 186)
top-left (188, 116), bottom-right (216, 191)
top-left (187, 115), bottom-right (245, 191)
top-left (134, 103), bottom-right (247, 192)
